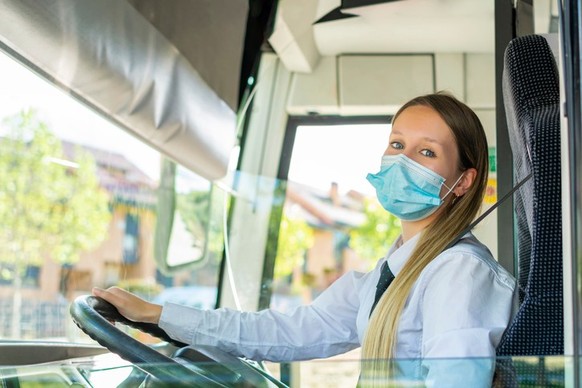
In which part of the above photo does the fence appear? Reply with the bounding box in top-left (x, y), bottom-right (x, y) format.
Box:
top-left (0, 298), bottom-right (69, 339)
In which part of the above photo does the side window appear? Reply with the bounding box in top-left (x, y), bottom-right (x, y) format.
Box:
top-left (264, 119), bottom-right (395, 385)
top-left (0, 50), bottom-right (223, 340)
top-left (271, 120), bottom-right (394, 313)
top-left (271, 118), bottom-right (399, 310)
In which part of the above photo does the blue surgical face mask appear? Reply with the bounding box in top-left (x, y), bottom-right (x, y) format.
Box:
top-left (366, 154), bottom-right (463, 221)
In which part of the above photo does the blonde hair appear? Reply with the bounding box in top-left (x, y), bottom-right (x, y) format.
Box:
top-left (360, 92), bottom-right (489, 385)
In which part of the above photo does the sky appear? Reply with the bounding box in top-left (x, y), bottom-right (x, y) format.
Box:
top-left (0, 50), bottom-right (391, 196)
top-left (290, 124), bottom-right (390, 196)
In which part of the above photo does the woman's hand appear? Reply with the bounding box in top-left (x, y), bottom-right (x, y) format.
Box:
top-left (92, 286), bottom-right (163, 324)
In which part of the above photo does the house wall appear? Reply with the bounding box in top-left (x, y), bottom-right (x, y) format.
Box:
top-left (0, 206), bottom-right (157, 301)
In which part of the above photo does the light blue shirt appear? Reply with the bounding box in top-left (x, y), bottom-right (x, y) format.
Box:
top-left (159, 233), bottom-right (516, 386)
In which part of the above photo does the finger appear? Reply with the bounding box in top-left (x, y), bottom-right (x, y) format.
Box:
top-left (91, 287), bottom-right (122, 324)
top-left (92, 287), bottom-right (124, 309)
top-left (106, 286), bottom-right (127, 297)
top-left (92, 286), bottom-right (104, 296)
top-left (93, 287), bottom-right (118, 304)
top-left (107, 287), bottom-right (143, 304)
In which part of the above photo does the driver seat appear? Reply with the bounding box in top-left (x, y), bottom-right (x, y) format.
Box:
top-left (495, 34), bottom-right (563, 356)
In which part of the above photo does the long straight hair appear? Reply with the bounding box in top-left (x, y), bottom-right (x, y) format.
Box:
top-left (360, 92), bottom-right (489, 385)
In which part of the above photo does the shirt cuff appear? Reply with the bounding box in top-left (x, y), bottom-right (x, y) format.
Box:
top-left (159, 302), bottom-right (203, 345)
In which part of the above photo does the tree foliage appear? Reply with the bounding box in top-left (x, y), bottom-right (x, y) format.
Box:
top-left (177, 190), bottom-right (212, 254)
top-left (0, 110), bottom-right (111, 279)
top-left (274, 213), bottom-right (314, 280)
top-left (349, 198), bottom-right (400, 268)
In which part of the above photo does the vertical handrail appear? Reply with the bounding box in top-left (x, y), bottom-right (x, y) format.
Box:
top-left (560, 0), bottom-right (581, 387)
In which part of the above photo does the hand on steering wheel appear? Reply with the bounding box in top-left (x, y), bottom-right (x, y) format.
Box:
top-left (70, 295), bottom-right (221, 387)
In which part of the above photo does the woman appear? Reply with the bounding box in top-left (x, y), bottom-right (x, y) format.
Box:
top-left (93, 92), bottom-right (516, 386)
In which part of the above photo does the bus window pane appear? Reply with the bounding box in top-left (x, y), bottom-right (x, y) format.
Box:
top-left (0, 50), bottom-right (222, 341)
top-left (272, 122), bottom-right (393, 312)
top-left (267, 122), bottom-right (394, 385)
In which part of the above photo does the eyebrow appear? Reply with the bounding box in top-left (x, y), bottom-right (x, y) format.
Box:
top-left (390, 129), bottom-right (443, 145)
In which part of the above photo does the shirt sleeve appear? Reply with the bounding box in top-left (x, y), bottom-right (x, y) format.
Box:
top-left (419, 253), bottom-right (516, 387)
top-left (158, 269), bottom-right (370, 362)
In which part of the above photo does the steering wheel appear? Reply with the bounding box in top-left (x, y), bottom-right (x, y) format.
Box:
top-left (70, 295), bottom-right (287, 388)
top-left (70, 295), bottom-right (228, 387)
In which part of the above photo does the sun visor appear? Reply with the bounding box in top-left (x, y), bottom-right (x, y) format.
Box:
top-left (0, 0), bottom-right (248, 181)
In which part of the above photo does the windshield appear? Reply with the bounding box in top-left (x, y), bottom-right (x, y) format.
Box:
top-left (0, 355), bottom-right (569, 387)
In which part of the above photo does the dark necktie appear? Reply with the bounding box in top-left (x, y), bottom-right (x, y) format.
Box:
top-left (369, 261), bottom-right (395, 316)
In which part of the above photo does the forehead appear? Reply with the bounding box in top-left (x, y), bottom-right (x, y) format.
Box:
top-left (392, 105), bottom-right (455, 143)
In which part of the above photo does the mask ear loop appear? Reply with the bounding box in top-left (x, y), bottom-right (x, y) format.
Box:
top-left (441, 172), bottom-right (465, 201)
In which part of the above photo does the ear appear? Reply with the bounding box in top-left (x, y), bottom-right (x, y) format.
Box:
top-left (454, 167), bottom-right (477, 197)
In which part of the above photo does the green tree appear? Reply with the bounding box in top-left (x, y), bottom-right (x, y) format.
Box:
top-left (349, 198), bottom-right (400, 269)
top-left (274, 213), bottom-right (314, 280)
top-left (0, 110), bottom-right (111, 337)
top-left (177, 190), bottom-right (212, 257)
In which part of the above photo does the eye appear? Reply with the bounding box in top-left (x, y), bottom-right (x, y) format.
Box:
top-left (390, 141), bottom-right (403, 150)
top-left (420, 149), bottom-right (436, 158)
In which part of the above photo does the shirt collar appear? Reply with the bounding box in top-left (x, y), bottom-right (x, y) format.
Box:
top-left (384, 232), bottom-right (422, 277)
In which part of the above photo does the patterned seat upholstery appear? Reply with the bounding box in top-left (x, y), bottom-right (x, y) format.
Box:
top-left (496, 34), bottom-right (563, 356)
